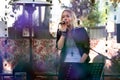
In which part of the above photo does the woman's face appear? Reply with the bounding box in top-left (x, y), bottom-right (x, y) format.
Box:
top-left (61, 11), bottom-right (72, 26)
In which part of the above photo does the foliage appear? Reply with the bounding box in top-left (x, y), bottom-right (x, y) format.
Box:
top-left (0, 0), bottom-right (20, 25)
top-left (82, 2), bottom-right (101, 27)
top-left (110, 0), bottom-right (120, 8)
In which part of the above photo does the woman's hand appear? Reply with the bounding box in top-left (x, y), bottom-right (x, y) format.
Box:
top-left (60, 24), bottom-right (68, 32)
top-left (80, 53), bottom-right (88, 63)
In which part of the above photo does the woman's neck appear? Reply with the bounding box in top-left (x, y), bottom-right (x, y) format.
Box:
top-left (67, 26), bottom-right (73, 31)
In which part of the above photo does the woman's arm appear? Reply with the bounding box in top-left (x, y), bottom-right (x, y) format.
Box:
top-left (80, 28), bottom-right (90, 63)
top-left (56, 24), bottom-right (68, 49)
top-left (56, 29), bottom-right (67, 50)
top-left (57, 35), bottom-right (66, 49)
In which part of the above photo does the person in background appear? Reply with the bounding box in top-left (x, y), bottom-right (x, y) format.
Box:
top-left (56, 9), bottom-right (90, 80)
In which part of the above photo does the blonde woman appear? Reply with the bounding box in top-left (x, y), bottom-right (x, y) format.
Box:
top-left (56, 9), bottom-right (91, 80)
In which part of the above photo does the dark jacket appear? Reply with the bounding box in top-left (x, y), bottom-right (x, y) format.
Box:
top-left (56, 27), bottom-right (90, 63)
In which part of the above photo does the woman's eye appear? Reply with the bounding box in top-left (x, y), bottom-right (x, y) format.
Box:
top-left (66, 15), bottom-right (69, 17)
top-left (62, 14), bottom-right (70, 19)
top-left (62, 16), bottom-right (65, 19)
top-left (66, 14), bottom-right (71, 18)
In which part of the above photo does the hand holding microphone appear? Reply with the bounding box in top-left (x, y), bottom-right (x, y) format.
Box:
top-left (59, 21), bottom-right (66, 25)
top-left (59, 21), bottom-right (68, 32)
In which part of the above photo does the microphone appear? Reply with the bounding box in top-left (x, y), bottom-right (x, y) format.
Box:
top-left (59, 21), bottom-right (65, 24)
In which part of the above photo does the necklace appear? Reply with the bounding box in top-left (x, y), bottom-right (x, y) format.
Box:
top-left (71, 51), bottom-right (73, 56)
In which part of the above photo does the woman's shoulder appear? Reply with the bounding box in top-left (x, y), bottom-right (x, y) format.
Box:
top-left (74, 26), bottom-right (86, 31)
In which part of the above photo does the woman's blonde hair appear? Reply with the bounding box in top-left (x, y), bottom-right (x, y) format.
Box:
top-left (60, 9), bottom-right (78, 28)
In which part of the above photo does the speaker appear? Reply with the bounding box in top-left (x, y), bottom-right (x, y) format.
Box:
top-left (117, 24), bottom-right (120, 43)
